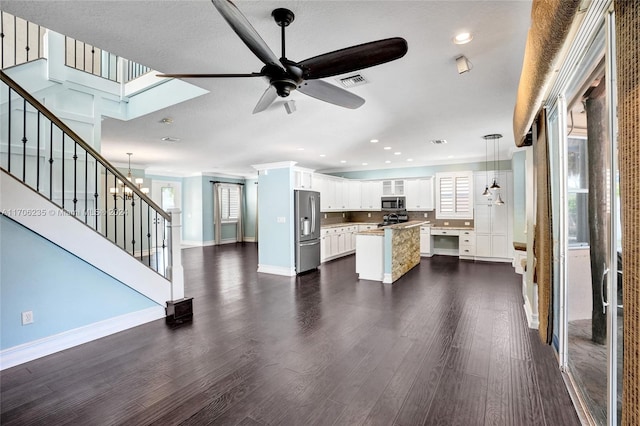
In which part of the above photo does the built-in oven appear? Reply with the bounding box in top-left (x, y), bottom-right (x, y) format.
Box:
top-left (381, 196), bottom-right (406, 210)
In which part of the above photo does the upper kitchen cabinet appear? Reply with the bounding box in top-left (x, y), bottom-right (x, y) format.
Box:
top-left (293, 167), bottom-right (314, 190)
top-left (382, 179), bottom-right (404, 196)
top-left (405, 177), bottom-right (434, 211)
top-left (435, 171), bottom-right (473, 219)
top-left (347, 180), bottom-right (362, 210)
top-left (361, 180), bottom-right (383, 210)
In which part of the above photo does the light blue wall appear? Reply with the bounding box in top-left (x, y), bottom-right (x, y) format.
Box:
top-left (329, 160), bottom-right (512, 180)
top-left (257, 168), bottom-right (293, 269)
top-left (0, 215), bottom-right (158, 350)
top-left (512, 151), bottom-right (526, 243)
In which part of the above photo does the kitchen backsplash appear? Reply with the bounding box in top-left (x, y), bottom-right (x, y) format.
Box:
top-left (321, 211), bottom-right (474, 228)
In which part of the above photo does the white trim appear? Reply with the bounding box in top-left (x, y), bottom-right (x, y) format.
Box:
top-left (523, 280), bottom-right (540, 329)
top-left (257, 264), bottom-right (296, 276)
top-left (252, 161), bottom-right (297, 171)
top-left (0, 306), bottom-right (165, 370)
top-left (432, 248), bottom-right (460, 256)
top-left (243, 236), bottom-right (256, 242)
top-left (382, 273), bottom-right (393, 284)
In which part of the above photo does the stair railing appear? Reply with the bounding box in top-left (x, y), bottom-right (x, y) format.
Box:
top-left (0, 69), bottom-right (172, 279)
top-left (0, 10), bottom-right (45, 69)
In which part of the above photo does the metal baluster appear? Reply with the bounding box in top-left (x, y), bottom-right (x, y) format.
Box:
top-left (139, 199), bottom-right (143, 261)
top-left (155, 210), bottom-right (159, 272)
top-left (13, 15), bottom-right (16, 66)
top-left (7, 87), bottom-right (10, 172)
top-left (84, 149), bottom-right (88, 224)
top-left (113, 173), bottom-right (118, 246)
top-left (49, 121), bottom-right (53, 200)
top-left (122, 185), bottom-right (126, 252)
top-left (21, 98), bottom-right (27, 182)
top-left (104, 168), bottom-right (109, 237)
top-left (91, 47), bottom-right (95, 75)
top-left (1, 12), bottom-right (5, 69)
top-left (73, 142), bottom-right (77, 215)
top-left (94, 156), bottom-right (99, 229)
top-left (161, 217), bottom-right (167, 277)
top-left (147, 204), bottom-right (151, 267)
top-left (61, 132), bottom-right (65, 209)
top-left (25, 20), bottom-right (30, 61)
top-left (74, 39), bottom-right (77, 69)
top-left (131, 195), bottom-right (135, 256)
top-left (36, 111), bottom-right (40, 192)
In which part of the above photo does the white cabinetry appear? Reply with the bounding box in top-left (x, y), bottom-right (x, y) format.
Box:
top-left (361, 181), bottom-right (383, 210)
top-left (347, 180), bottom-right (362, 210)
top-left (382, 179), bottom-right (404, 196)
top-left (459, 229), bottom-right (476, 259)
top-left (405, 178), bottom-right (435, 211)
top-left (473, 171), bottom-right (512, 261)
top-left (293, 167), bottom-right (314, 189)
top-left (321, 225), bottom-right (359, 262)
top-left (420, 226), bottom-right (432, 257)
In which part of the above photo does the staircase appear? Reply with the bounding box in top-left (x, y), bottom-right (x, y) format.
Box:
top-left (0, 12), bottom-right (187, 369)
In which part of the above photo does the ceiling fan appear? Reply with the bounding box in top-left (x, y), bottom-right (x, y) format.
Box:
top-left (157, 0), bottom-right (408, 114)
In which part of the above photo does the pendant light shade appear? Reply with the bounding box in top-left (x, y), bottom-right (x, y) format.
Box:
top-left (490, 178), bottom-right (500, 190)
top-left (482, 185), bottom-right (490, 196)
top-left (494, 193), bottom-right (505, 205)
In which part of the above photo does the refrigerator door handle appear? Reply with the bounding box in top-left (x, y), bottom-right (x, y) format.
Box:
top-left (299, 240), bottom-right (320, 247)
top-left (310, 196), bottom-right (316, 234)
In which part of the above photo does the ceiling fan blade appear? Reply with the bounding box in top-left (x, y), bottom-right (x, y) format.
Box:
top-left (297, 80), bottom-right (365, 109)
top-left (253, 85), bottom-right (278, 114)
top-left (157, 72), bottom-right (264, 78)
top-left (298, 37), bottom-right (408, 80)
top-left (211, 0), bottom-right (284, 70)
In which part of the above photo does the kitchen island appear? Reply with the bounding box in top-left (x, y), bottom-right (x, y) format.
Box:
top-left (355, 220), bottom-right (423, 284)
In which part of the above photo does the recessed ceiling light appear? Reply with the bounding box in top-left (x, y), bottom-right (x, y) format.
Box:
top-left (430, 139), bottom-right (447, 145)
top-left (383, 146), bottom-right (392, 150)
top-left (160, 117), bottom-right (173, 124)
top-left (448, 155), bottom-right (454, 158)
top-left (407, 158), bottom-right (413, 162)
top-left (297, 147), bottom-right (305, 151)
top-left (362, 162), bottom-right (368, 166)
top-left (161, 136), bottom-right (180, 142)
top-left (453, 32), bottom-right (473, 44)
top-left (385, 160), bottom-right (391, 164)
top-left (340, 160), bottom-right (347, 163)
top-left (370, 139), bottom-right (379, 143)
top-left (319, 154), bottom-right (326, 157)
top-left (394, 152), bottom-right (402, 155)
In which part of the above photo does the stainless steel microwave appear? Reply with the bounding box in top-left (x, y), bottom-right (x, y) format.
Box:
top-left (381, 196), bottom-right (406, 210)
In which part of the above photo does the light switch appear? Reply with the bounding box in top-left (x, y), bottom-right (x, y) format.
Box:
top-left (444, 222), bottom-right (449, 226)
top-left (277, 216), bottom-right (286, 223)
top-left (465, 222), bottom-right (470, 226)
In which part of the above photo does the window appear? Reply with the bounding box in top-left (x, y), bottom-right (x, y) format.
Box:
top-left (436, 171), bottom-right (473, 219)
top-left (161, 186), bottom-right (175, 210)
top-left (220, 185), bottom-right (240, 221)
top-left (567, 137), bottom-right (589, 246)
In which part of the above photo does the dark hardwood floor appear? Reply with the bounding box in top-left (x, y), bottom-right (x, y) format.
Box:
top-left (1, 244), bottom-right (579, 425)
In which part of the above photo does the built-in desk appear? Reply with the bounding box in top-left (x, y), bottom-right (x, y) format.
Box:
top-left (430, 227), bottom-right (475, 259)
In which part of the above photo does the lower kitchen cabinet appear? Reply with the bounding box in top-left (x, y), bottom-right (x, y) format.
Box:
top-left (420, 226), bottom-right (432, 257)
top-left (458, 230), bottom-right (475, 259)
top-left (321, 225), bottom-right (360, 263)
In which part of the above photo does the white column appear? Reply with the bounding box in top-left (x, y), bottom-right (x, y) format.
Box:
top-left (167, 208), bottom-right (184, 300)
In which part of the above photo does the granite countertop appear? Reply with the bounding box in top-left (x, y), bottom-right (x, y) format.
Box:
top-left (321, 222), bottom-right (379, 229)
top-left (358, 229), bottom-right (384, 236)
top-left (430, 226), bottom-right (474, 230)
top-left (356, 220), bottom-right (429, 235)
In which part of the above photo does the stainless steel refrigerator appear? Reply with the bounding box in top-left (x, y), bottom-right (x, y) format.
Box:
top-left (294, 189), bottom-right (321, 274)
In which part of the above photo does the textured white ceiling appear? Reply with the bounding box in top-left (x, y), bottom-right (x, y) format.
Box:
top-left (3, 0), bottom-right (532, 177)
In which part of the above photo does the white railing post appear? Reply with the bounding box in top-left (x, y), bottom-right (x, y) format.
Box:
top-left (167, 208), bottom-right (184, 300)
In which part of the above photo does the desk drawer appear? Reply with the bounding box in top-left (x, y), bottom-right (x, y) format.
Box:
top-left (430, 229), bottom-right (460, 236)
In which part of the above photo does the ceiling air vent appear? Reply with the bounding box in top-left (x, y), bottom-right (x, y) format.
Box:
top-left (430, 139), bottom-right (448, 145)
top-left (337, 74), bottom-right (368, 88)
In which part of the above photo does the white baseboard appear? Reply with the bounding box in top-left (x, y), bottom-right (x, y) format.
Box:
top-left (243, 237), bottom-right (256, 242)
top-left (432, 248), bottom-right (459, 256)
top-left (523, 295), bottom-right (539, 329)
top-left (0, 306), bottom-right (165, 370)
top-left (382, 273), bottom-right (393, 284)
top-left (257, 264), bottom-right (296, 276)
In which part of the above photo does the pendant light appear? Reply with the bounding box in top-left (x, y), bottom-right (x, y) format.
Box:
top-left (489, 134), bottom-right (501, 189)
top-left (481, 135), bottom-right (490, 196)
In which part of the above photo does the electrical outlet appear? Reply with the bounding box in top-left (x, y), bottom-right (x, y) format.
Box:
top-left (324, 214), bottom-right (327, 219)
top-left (22, 311), bottom-right (34, 325)
top-left (465, 221), bottom-right (470, 226)
top-left (342, 213), bottom-right (345, 218)
top-left (444, 222), bottom-right (449, 226)
top-left (276, 216), bottom-right (286, 223)
top-left (424, 213), bottom-right (428, 218)
top-left (367, 213), bottom-right (371, 218)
